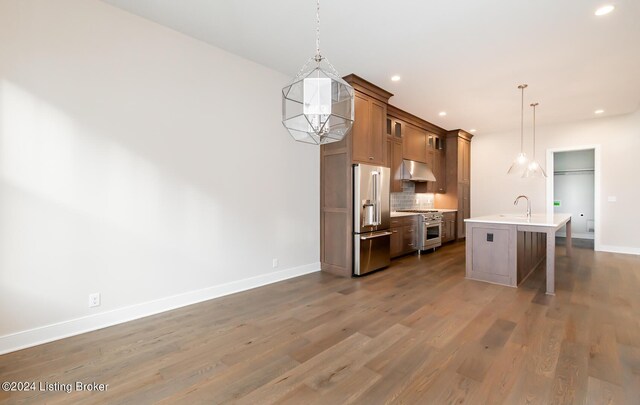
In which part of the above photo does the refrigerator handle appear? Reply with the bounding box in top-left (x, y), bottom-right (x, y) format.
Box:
top-left (371, 171), bottom-right (380, 225)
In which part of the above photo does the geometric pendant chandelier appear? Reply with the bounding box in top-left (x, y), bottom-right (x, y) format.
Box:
top-left (282, 0), bottom-right (354, 145)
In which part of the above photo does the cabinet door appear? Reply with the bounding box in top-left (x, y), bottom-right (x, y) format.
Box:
top-left (457, 184), bottom-right (470, 239)
top-left (352, 93), bottom-right (371, 163)
top-left (386, 137), bottom-right (392, 169)
top-left (391, 140), bottom-right (403, 192)
top-left (461, 139), bottom-right (470, 184)
top-left (403, 224), bottom-right (417, 253)
top-left (369, 100), bottom-right (386, 165)
top-left (403, 124), bottom-right (427, 163)
top-left (353, 94), bottom-right (386, 165)
top-left (394, 120), bottom-right (403, 140)
top-left (449, 219), bottom-right (457, 241)
top-left (441, 219), bottom-right (449, 242)
top-left (426, 149), bottom-right (435, 193)
top-left (438, 149), bottom-right (446, 193)
top-left (390, 227), bottom-right (403, 257)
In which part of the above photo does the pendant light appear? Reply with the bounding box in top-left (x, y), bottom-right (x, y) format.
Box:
top-left (281, 0), bottom-right (354, 145)
top-left (507, 84), bottom-right (530, 174)
top-left (522, 102), bottom-right (548, 178)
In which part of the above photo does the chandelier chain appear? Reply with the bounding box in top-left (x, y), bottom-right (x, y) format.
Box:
top-left (315, 0), bottom-right (321, 60)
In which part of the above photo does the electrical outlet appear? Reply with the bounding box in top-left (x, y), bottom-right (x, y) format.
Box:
top-left (88, 293), bottom-right (101, 308)
top-left (272, 258), bottom-right (279, 268)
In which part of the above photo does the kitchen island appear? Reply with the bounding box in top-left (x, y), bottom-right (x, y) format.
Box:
top-left (464, 213), bottom-right (572, 295)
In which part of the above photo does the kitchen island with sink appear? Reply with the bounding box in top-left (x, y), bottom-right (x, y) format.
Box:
top-left (464, 213), bottom-right (572, 295)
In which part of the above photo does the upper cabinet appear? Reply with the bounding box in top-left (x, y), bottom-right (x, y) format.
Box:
top-left (352, 93), bottom-right (386, 165)
top-left (388, 105), bottom-right (448, 194)
top-left (402, 123), bottom-right (428, 163)
top-left (459, 137), bottom-right (471, 184)
top-left (344, 75), bottom-right (393, 167)
top-left (386, 117), bottom-right (404, 140)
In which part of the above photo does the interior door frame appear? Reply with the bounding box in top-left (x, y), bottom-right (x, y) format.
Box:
top-left (545, 145), bottom-right (601, 251)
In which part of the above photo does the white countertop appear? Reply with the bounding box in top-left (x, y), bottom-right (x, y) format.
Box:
top-left (464, 213), bottom-right (571, 228)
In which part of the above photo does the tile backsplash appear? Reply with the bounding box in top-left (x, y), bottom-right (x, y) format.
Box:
top-left (391, 182), bottom-right (434, 211)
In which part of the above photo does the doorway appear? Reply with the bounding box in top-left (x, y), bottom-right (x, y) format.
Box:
top-left (546, 146), bottom-right (601, 250)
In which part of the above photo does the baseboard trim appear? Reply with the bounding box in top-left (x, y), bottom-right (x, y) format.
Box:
top-left (597, 245), bottom-right (640, 256)
top-left (0, 262), bottom-right (320, 355)
top-left (556, 232), bottom-right (594, 240)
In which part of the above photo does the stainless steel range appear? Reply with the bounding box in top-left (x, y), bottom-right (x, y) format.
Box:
top-left (396, 209), bottom-right (443, 251)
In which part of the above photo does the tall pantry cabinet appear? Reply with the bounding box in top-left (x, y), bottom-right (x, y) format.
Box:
top-left (435, 130), bottom-right (473, 240)
top-left (320, 75), bottom-right (393, 277)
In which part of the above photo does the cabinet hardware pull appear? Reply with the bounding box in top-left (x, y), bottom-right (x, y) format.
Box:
top-left (369, 157), bottom-right (374, 160)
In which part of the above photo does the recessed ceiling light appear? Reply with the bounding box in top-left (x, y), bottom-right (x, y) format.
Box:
top-left (594, 109), bottom-right (604, 114)
top-left (595, 5), bottom-right (615, 16)
top-left (469, 129), bottom-right (477, 133)
top-left (439, 111), bottom-right (447, 117)
top-left (391, 75), bottom-right (401, 82)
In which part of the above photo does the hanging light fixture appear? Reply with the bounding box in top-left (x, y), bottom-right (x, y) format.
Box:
top-left (522, 102), bottom-right (548, 178)
top-left (507, 84), bottom-right (530, 175)
top-left (281, 0), bottom-right (354, 145)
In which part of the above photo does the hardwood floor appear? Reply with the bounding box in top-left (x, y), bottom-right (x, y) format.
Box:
top-left (1, 242), bottom-right (639, 404)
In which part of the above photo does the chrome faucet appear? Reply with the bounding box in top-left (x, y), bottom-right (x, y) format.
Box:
top-left (514, 195), bottom-right (531, 218)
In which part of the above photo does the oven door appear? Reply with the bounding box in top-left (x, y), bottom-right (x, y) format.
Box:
top-left (423, 222), bottom-right (442, 249)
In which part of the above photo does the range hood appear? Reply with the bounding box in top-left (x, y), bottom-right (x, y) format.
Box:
top-left (401, 159), bottom-right (436, 182)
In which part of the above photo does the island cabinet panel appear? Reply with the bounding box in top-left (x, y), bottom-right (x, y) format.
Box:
top-left (465, 222), bottom-right (550, 288)
top-left (465, 223), bottom-right (517, 286)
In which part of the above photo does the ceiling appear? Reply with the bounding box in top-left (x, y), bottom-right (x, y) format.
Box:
top-left (101, 0), bottom-right (640, 134)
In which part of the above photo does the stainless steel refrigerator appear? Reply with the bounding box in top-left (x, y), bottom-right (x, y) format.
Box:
top-left (353, 163), bottom-right (391, 276)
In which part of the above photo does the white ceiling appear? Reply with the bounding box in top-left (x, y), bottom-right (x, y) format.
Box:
top-left (101, 0), bottom-right (640, 134)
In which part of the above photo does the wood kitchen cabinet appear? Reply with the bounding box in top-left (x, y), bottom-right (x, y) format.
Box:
top-left (390, 215), bottom-right (419, 258)
top-left (389, 105), bottom-right (448, 195)
top-left (390, 227), bottom-right (403, 257)
top-left (402, 123), bottom-right (427, 163)
top-left (390, 139), bottom-right (403, 192)
top-left (436, 130), bottom-right (473, 240)
top-left (441, 211), bottom-right (457, 243)
top-left (459, 137), bottom-right (471, 184)
top-left (320, 74), bottom-right (393, 277)
top-left (386, 117), bottom-right (404, 140)
top-left (352, 93), bottom-right (386, 165)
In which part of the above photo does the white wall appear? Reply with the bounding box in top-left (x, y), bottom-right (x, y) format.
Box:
top-left (472, 109), bottom-right (640, 253)
top-left (0, 0), bottom-right (320, 353)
